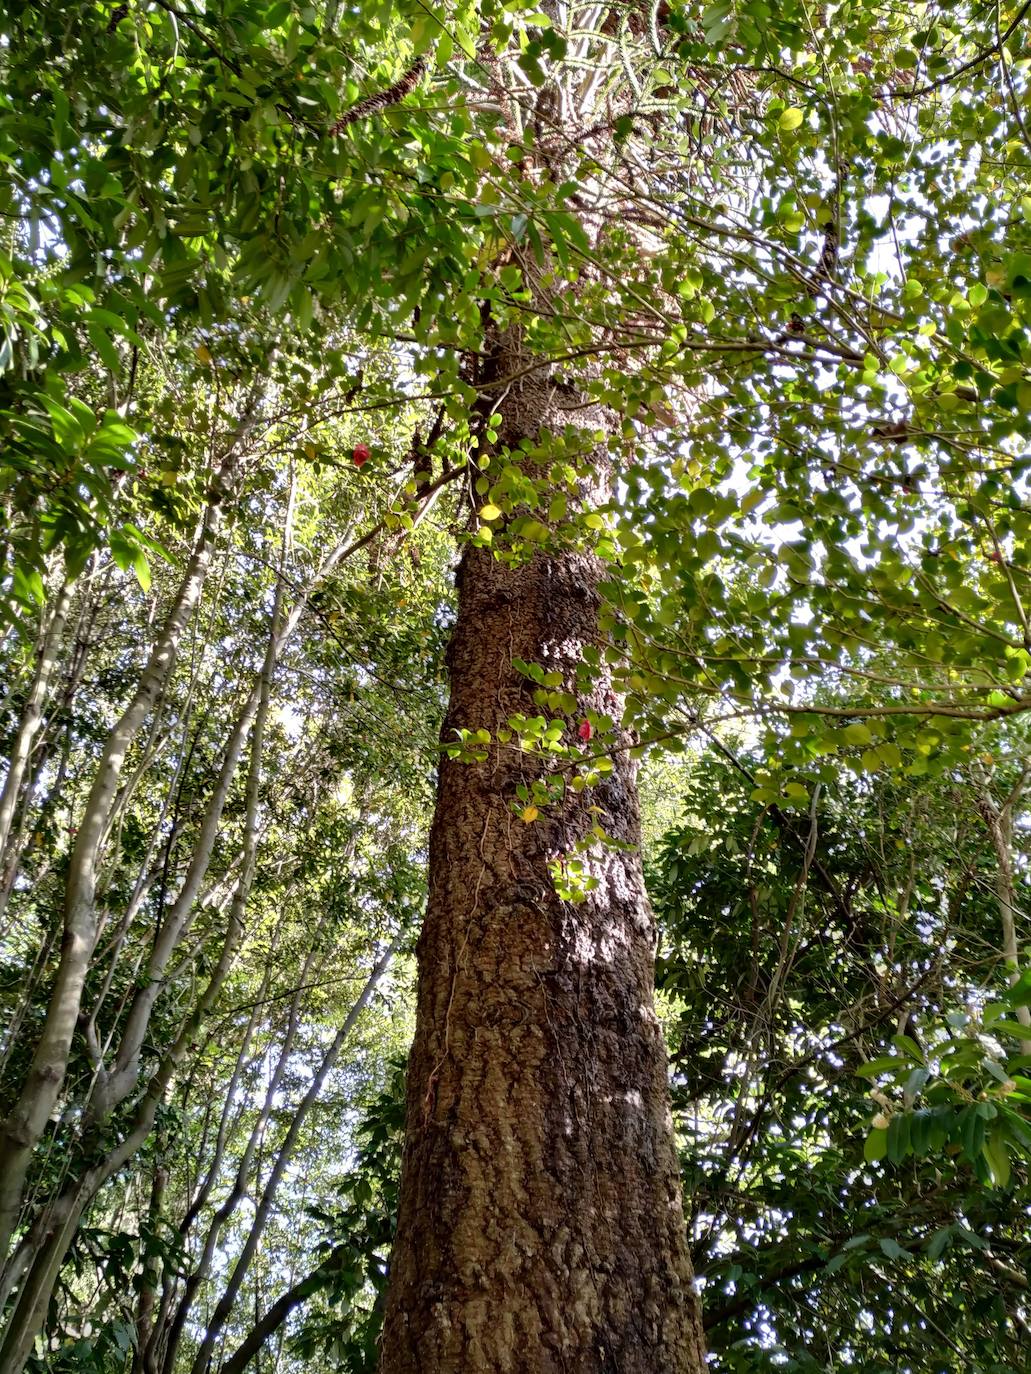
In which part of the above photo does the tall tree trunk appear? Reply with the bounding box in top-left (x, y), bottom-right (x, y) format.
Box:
top-left (380, 360), bottom-right (706, 1372)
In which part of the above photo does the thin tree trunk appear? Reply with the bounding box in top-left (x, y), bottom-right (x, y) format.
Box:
top-left (979, 767), bottom-right (1031, 1055)
top-left (219, 1242), bottom-right (351, 1374)
top-left (0, 483), bottom-right (231, 1267)
top-left (379, 359), bottom-right (705, 1371)
top-left (0, 802), bottom-right (257, 1374)
top-left (0, 527), bottom-right (290, 1371)
top-left (133, 1160), bottom-right (168, 1372)
top-left (147, 806), bottom-right (367, 1372)
top-left (0, 574), bottom-right (101, 932)
top-left (86, 675), bottom-right (268, 1122)
top-left (187, 935), bottom-right (401, 1374)
top-left (89, 482), bottom-right (360, 1126)
top-left (0, 579), bottom-right (71, 867)
top-left (158, 912), bottom-right (329, 1374)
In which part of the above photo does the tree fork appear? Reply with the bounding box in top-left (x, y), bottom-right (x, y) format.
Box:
top-left (379, 359), bottom-right (706, 1372)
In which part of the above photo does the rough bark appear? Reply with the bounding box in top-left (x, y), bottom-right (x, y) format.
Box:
top-left (380, 367), bottom-right (705, 1372)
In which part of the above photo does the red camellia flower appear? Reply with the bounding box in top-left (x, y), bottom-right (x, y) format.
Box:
top-left (352, 443), bottom-right (371, 467)
top-left (578, 719), bottom-right (593, 742)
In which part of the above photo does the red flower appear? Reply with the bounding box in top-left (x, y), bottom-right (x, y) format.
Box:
top-left (578, 719), bottom-right (593, 742)
top-left (352, 443), bottom-right (371, 467)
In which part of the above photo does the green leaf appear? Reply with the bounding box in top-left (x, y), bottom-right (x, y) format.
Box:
top-left (132, 550), bottom-right (151, 592)
top-left (878, 1237), bottom-right (911, 1261)
top-left (864, 1128), bottom-right (888, 1163)
top-left (41, 396), bottom-right (85, 452)
top-left (88, 323), bottom-right (121, 373)
top-left (857, 1056), bottom-right (904, 1079)
top-left (861, 742), bottom-right (903, 773)
top-left (842, 722), bottom-right (873, 747)
top-left (983, 1130), bottom-right (1011, 1188)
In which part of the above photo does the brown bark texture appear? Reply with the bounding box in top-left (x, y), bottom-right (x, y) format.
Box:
top-left (380, 368), bottom-right (706, 1373)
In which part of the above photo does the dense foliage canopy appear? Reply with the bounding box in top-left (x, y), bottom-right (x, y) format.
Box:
top-left (2, 0), bottom-right (1030, 1371)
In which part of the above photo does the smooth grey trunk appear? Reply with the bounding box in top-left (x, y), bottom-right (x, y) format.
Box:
top-left (979, 768), bottom-right (1031, 1055)
top-left (0, 580), bottom-right (72, 866)
top-left (0, 487), bottom-right (229, 1267)
top-left (86, 676), bottom-right (267, 1122)
top-left (159, 911), bottom-right (329, 1374)
top-left (0, 486), bottom-right (376, 1372)
top-left (158, 1011), bottom-right (298, 1374)
top-left (0, 545), bottom-right (287, 1372)
top-left (149, 806), bottom-right (368, 1374)
top-left (175, 962), bottom-right (274, 1236)
top-left (0, 575), bottom-right (102, 932)
top-left (219, 1242), bottom-right (352, 1374)
top-left (187, 935), bottom-right (401, 1374)
top-left (89, 493), bottom-right (361, 1126)
top-left (132, 1161), bottom-right (168, 1374)
top-left (0, 775), bottom-right (258, 1374)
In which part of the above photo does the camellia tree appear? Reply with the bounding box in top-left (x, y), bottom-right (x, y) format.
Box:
top-left (1, 1), bottom-right (1031, 1372)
